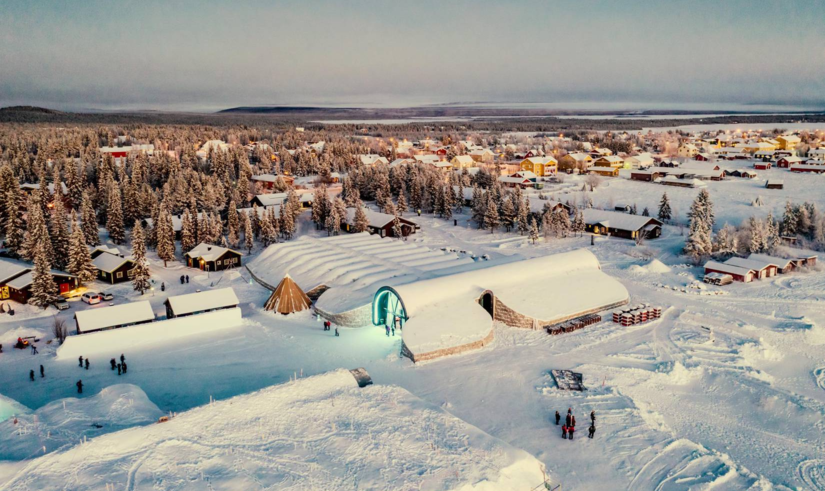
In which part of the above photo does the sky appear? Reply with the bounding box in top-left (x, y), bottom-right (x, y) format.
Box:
top-left (1, 0), bottom-right (824, 112)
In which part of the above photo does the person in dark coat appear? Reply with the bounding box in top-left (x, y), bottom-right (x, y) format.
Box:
top-left (121, 362), bottom-right (127, 374)
top-left (385, 325), bottom-right (390, 337)
top-left (76, 380), bottom-right (83, 393)
top-left (40, 365), bottom-right (44, 378)
top-left (29, 369), bottom-right (35, 381)
top-left (31, 344), bottom-right (37, 355)
top-left (117, 364), bottom-right (122, 375)
top-left (335, 328), bottom-right (339, 337)
top-left (555, 411), bottom-right (561, 425)
top-left (588, 424), bottom-right (595, 439)
top-left (79, 356), bottom-right (83, 367)
top-left (85, 358), bottom-right (89, 370)
top-left (186, 275), bottom-right (189, 284)
top-left (562, 425), bottom-right (568, 439)
top-left (111, 359), bottom-right (117, 370)
top-left (590, 410), bottom-right (596, 423)
top-left (180, 275), bottom-right (185, 285)
top-left (568, 425), bottom-right (575, 440)
top-left (120, 354), bottom-right (125, 364)
top-left (161, 282), bottom-right (165, 292)
top-left (565, 413), bottom-right (572, 427)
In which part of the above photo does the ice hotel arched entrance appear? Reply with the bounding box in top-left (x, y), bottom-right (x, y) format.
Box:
top-left (372, 287), bottom-right (408, 330)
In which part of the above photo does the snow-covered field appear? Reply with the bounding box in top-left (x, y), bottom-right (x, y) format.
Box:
top-left (1, 171), bottom-right (825, 489)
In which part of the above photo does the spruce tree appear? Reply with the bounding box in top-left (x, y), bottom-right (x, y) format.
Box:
top-left (684, 192), bottom-right (713, 261)
top-left (517, 197), bottom-right (529, 235)
top-left (49, 195), bottom-right (70, 270)
top-left (483, 197), bottom-right (499, 232)
top-left (658, 192), bottom-right (672, 222)
top-left (529, 217), bottom-right (540, 244)
top-left (80, 191), bottom-right (99, 246)
top-left (396, 187), bottom-right (408, 215)
top-left (130, 221), bottom-right (152, 294)
top-left (259, 211), bottom-right (277, 246)
top-left (156, 204), bottom-right (176, 267)
top-left (392, 213), bottom-right (403, 238)
top-left (4, 189), bottom-right (25, 257)
top-left (243, 212), bottom-right (254, 253)
top-left (280, 201), bottom-right (295, 240)
top-left (180, 208), bottom-right (196, 253)
top-left (106, 183), bottom-right (125, 244)
top-left (67, 212), bottom-right (96, 285)
top-left (325, 205), bottom-right (340, 236)
top-left (354, 203), bottom-right (370, 233)
top-left (227, 202), bottom-right (240, 247)
top-left (29, 238), bottom-right (59, 308)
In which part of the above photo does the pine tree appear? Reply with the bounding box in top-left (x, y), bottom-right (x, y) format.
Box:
top-left (354, 203), bottom-right (369, 233)
top-left (243, 212), bottom-right (254, 254)
top-left (280, 201), bottom-right (295, 240)
top-left (483, 197), bottom-right (499, 232)
top-left (573, 210), bottom-right (586, 236)
top-left (765, 211), bottom-right (780, 252)
top-left (67, 212), bottom-right (96, 285)
top-left (180, 208), bottom-right (196, 253)
top-left (259, 211), bottom-right (277, 246)
top-left (684, 191), bottom-right (713, 261)
top-left (130, 221), bottom-right (151, 294)
top-left (642, 207), bottom-right (650, 217)
top-left (23, 194), bottom-right (53, 264)
top-left (312, 186), bottom-right (329, 230)
top-left (529, 217), bottom-right (540, 244)
top-left (4, 189), bottom-right (25, 257)
top-left (516, 197), bottom-right (529, 235)
top-left (106, 183), bottom-right (125, 244)
top-left (325, 204), bottom-right (340, 236)
top-left (80, 191), bottom-right (100, 246)
top-left (712, 223), bottom-right (738, 258)
top-left (227, 202), bottom-right (240, 247)
top-left (392, 213), bottom-right (403, 238)
top-left (29, 238), bottom-right (59, 308)
top-left (49, 196), bottom-right (70, 270)
top-left (156, 204), bottom-right (176, 267)
top-left (396, 187), bottom-right (408, 216)
top-left (658, 192), bottom-right (672, 222)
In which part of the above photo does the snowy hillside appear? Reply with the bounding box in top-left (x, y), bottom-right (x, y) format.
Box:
top-left (0, 370), bottom-right (549, 491)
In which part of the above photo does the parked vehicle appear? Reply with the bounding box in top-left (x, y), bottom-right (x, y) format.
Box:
top-left (54, 299), bottom-right (70, 310)
top-left (81, 292), bottom-right (101, 305)
top-left (100, 292), bottom-right (114, 301)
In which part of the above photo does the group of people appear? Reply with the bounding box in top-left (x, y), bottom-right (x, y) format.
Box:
top-left (322, 320), bottom-right (339, 336)
top-left (179, 275), bottom-right (190, 284)
top-left (74, 354), bottom-right (128, 394)
top-left (555, 408), bottom-right (596, 440)
top-left (29, 365), bottom-right (44, 381)
top-left (110, 354), bottom-right (128, 375)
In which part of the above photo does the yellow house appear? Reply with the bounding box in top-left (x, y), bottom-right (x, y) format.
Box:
top-left (590, 166), bottom-right (619, 177)
top-left (520, 156), bottom-right (558, 176)
top-left (741, 141), bottom-right (776, 154)
top-left (558, 152), bottom-right (593, 172)
top-left (592, 155), bottom-right (624, 168)
top-left (776, 135), bottom-right (801, 151)
top-left (451, 155), bottom-right (475, 169)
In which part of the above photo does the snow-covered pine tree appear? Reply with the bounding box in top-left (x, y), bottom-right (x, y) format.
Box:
top-left (197, 211), bottom-right (211, 245)
top-left (4, 189), bottom-right (25, 257)
top-left (441, 186), bottom-right (453, 220)
top-left (392, 213), bottom-right (402, 238)
top-left (80, 191), bottom-right (100, 246)
top-left (312, 186), bottom-right (328, 230)
top-left (227, 202), bottom-right (240, 247)
top-left (712, 223), bottom-right (738, 258)
top-left (180, 208), bottom-right (196, 253)
top-left (472, 187), bottom-right (485, 228)
top-left (354, 202), bottom-right (369, 233)
top-left (23, 194), bottom-right (53, 264)
top-left (280, 201), bottom-right (295, 240)
top-left (29, 238), bottom-right (59, 308)
top-left (259, 210), bottom-right (277, 246)
top-left (642, 207), bottom-right (650, 217)
top-left (67, 212), bottom-right (96, 285)
top-left (483, 197), bottom-right (499, 233)
top-left (130, 221), bottom-right (151, 294)
top-left (684, 191), bottom-right (713, 261)
top-left (243, 212), bottom-right (254, 254)
top-left (396, 186), bottom-right (408, 216)
top-left (500, 195), bottom-right (515, 231)
top-left (658, 192), bottom-right (672, 222)
top-left (324, 204), bottom-right (340, 236)
top-left (156, 204), bottom-right (176, 267)
top-left (106, 182), bottom-right (125, 244)
top-left (49, 195), bottom-right (70, 270)
top-left (529, 217), bottom-right (539, 244)
top-left (516, 197), bottom-right (529, 235)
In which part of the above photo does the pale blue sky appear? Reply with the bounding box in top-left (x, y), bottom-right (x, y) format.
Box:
top-left (1, 0), bottom-right (823, 111)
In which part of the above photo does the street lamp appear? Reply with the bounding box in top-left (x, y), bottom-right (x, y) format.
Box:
top-left (151, 286), bottom-right (155, 297)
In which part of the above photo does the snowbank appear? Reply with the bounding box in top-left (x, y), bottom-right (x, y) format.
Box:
top-left (1, 370), bottom-right (548, 490)
top-left (0, 384), bottom-right (162, 460)
top-left (56, 308), bottom-right (243, 360)
top-left (0, 394), bottom-right (29, 424)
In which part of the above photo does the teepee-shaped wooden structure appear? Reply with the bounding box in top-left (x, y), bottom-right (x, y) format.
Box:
top-left (264, 274), bottom-right (312, 315)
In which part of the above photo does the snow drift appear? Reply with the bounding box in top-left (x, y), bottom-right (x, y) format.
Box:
top-left (0, 370), bottom-right (548, 490)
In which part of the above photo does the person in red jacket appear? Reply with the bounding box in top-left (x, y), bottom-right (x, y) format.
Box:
top-left (561, 425), bottom-right (568, 439)
top-left (568, 425), bottom-right (575, 440)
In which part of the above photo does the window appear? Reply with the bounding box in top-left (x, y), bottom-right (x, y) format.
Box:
top-left (217, 260), bottom-right (222, 265)
top-left (116, 272), bottom-right (123, 279)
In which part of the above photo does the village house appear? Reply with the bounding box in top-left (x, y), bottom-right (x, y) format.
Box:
top-left (765, 179), bottom-right (784, 189)
top-left (777, 156), bottom-right (804, 168)
top-left (519, 156), bottom-right (558, 177)
top-left (251, 174), bottom-right (294, 190)
top-left (185, 243), bottom-right (243, 271)
top-left (694, 152), bottom-right (712, 162)
top-left (469, 148), bottom-right (495, 163)
top-left (558, 152), bottom-right (593, 172)
top-left (359, 154), bottom-right (389, 166)
top-left (450, 155), bottom-right (475, 169)
top-left (581, 209), bottom-right (662, 240)
top-left (6, 269), bottom-right (78, 303)
top-left (677, 143), bottom-right (699, 158)
top-left (343, 207), bottom-right (418, 238)
top-left (498, 170), bottom-right (540, 189)
top-left (724, 257), bottom-right (777, 279)
top-left (776, 135), bottom-right (801, 151)
top-left (704, 261), bottom-right (755, 283)
top-left (753, 161), bottom-right (772, 170)
top-left (624, 153), bottom-right (654, 169)
top-left (92, 252), bottom-right (136, 285)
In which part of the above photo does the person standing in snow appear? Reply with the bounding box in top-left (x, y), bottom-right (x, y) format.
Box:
top-left (117, 364), bottom-right (122, 375)
top-left (76, 380), bottom-right (83, 394)
top-left (385, 325), bottom-right (390, 337)
top-left (588, 424), bottom-right (595, 439)
top-left (565, 412), bottom-right (572, 427)
top-left (568, 425), bottom-right (575, 440)
top-left (29, 369), bottom-right (35, 381)
top-left (31, 344), bottom-right (37, 355)
top-left (555, 411), bottom-right (561, 425)
top-left (590, 410), bottom-right (596, 424)
top-left (110, 359), bottom-right (117, 370)
top-left (335, 328), bottom-right (339, 337)
top-left (161, 282), bottom-right (165, 292)
top-left (180, 275), bottom-right (185, 285)
top-left (40, 365), bottom-right (44, 378)
top-left (85, 358), bottom-right (89, 370)
top-left (562, 425), bottom-right (568, 439)
top-left (121, 362), bottom-right (127, 374)
top-left (572, 415), bottom-right (576, 428)
top-left (186, 275), bottom-right (189, 284)
top-left (78, 355), bottom-right (83, 367)
top-left (120, 354), bottom-right (125, 364)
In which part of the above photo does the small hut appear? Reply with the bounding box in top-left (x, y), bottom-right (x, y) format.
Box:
top-left (264, 274), bottom-right (312, 314)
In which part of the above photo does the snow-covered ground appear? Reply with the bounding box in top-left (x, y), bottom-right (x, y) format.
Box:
top-left (1, 184), bottom-right (825, 488)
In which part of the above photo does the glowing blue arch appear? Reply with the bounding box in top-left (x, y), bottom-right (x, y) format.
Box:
top-left (372, 286), bottom-right (408, 328)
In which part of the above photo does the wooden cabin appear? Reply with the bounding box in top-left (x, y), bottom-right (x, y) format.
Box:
top-left (184, 243), bottom-right (243, 271)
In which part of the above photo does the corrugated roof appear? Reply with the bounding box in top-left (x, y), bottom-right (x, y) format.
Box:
top-left (166, 287), bottom-right (240, 316)
top-left (75, 301), bottom-right (155, 332)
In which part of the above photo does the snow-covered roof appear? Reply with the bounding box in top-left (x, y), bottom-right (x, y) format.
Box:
top-left (343, 207), bottom-right (410, 229)
top-left (522, 156), bottom-right (557, 165)
top-left (0, 258), bottom-right (30, 284)
top-left (564, 152), bottom-right (592, 162)
top-left (185, 243), bottom-right (242, 262)
top-left (704, 260), bottom-right (754, 276)
top-left (6, 269), bottom-right (75, 290)
top-left (359, 154), bottom-right (389, 166)
top-left (247, 233), bottom-right (478, 316)
top-left (74, 301), bottom-right (155, 332)
top-left (747, 253), bottom-right (793, 269)
top-left (582, 209), bottom-right (662, 232)
top-left (165, 287), bottom-right (239, 316)
top-left (92, 252), bottom-right (134, 273)
top-left (251, 174), bottom-right (283, 183)
top-left (391, 249), bottom-right (629, 358)
top-left (724, 257), bottom-right (776, 272)
top-left (451, 155), bottom-right (474, 165)
top-left (254, 193), bottom-right (287, 207)
top-left (89, 245), bottom-right (121, 256)
top-left (19, 182), bottom-right (69, 195)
